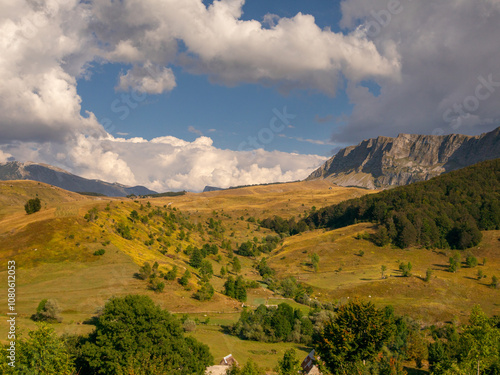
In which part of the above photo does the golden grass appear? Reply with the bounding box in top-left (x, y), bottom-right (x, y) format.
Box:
top-left (0, 178), bottom-right (498, 372)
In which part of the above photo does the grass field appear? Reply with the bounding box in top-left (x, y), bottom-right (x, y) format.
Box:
top-left (0, 179), bottom-right (498, 372)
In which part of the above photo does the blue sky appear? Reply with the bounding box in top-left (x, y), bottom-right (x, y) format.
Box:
top-left (77, 0), bottom-right (349, 156)
top-left (1, 0), bottom-right (499, 191)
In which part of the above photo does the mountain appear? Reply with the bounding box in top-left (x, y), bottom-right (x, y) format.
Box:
top-left (307, 127), bottom-right (500, 189)
top-left (0, 161), bottom-right (157, 197)
top-left (203, 185), bottom-right (224, 192)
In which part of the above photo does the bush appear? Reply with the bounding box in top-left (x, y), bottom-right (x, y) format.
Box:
top-left (93, 249), bottom-right (105, 256)
top-left (136, 262), bottom-right (152, 280)
top-left (31, 299), bottom-right (62, 323)
top-left (194, 282), bottom-right (215, 301)
top-left (165, 266), bottom-right (178, 281)
top-left (179, 270), bottom-right (191, 287)
top-left (24, 198), bottom-right (41, 214)
top-left (148, 278), bottom-right (165, 293)
top-left (78, 295), bottom-right (212, 374)
top-left (7, 324), bottom-right (74, 374)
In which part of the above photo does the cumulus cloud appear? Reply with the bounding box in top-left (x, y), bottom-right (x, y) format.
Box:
top-left (117, 62), bottom-right (176, 94)
top-left (0, 0), bottom-right (400, 147)
top-left (1, 135), bottom-right (326, 192)
top-left (334, 0), bottom-right (500, 142)
top-left (0, 0), bottom-right (103, 143)
top-left (90, 0), bottom-right (400, 95)
top-left (0, 149), bottom-right (13, 163)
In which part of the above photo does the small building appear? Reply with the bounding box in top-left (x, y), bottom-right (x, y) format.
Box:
top-left (301, 349), bottom-right (322, 375)
top-left (206, 354), bottom-right (239, 375)
top-left (220, 354), bottom-right (238, 367)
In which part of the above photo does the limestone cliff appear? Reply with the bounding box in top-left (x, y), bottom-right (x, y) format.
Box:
top-left (307, 127), bottom-right (500, 189)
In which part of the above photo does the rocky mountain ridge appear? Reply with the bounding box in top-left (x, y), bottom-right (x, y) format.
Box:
top-left (307, 127), bottom-right (500, 189)
top-left (0, 161), bottom-right (157, 197)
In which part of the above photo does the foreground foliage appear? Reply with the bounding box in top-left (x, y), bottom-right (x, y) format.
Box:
top-left (77, 295), bottom-right (213, 374)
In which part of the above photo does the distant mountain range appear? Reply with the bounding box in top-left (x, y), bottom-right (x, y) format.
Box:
top-left (0, 161), bottom-right (157, 197)
top-left (203, 186), bottom-right (224, 193)
top-left (307, 127), bottom-right (500, 189)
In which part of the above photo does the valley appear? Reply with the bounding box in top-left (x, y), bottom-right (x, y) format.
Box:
top-left (0, 174), bottom-right (498, 372)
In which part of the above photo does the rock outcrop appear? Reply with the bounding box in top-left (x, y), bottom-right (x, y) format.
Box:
top-left (307, 127), bottom-right (500, 189)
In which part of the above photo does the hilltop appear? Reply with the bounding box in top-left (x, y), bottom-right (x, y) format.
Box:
top-left (308, 126), bottom-right (500, 188)
top-left (0, 161), bottom-right (156, 197)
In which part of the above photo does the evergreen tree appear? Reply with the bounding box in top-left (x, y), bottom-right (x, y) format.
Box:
top-left (232, 257), bottom-right (242, 274)
top-left (179, 270), bottom-right (191, 286)
top-left (276, 348), bottom-right (301, 375)
top-left (190, 248), bottom-right (203, 268)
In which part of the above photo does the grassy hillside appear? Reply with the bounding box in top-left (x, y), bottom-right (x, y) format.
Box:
top-left (0, 177), bottom-right (498, 372)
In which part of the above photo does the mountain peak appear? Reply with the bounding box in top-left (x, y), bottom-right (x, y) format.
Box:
top-left (307, 127), bottom-right (500, 189)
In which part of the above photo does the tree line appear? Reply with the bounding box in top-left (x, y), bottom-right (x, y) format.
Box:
top-left (262, 159), bottom-right (500, 250)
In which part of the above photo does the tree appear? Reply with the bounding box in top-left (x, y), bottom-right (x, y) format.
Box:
top-left (78, 295), bottom-right (213, 375)
top-left (276, 348), bottom-right (301, 375)
top-left (235, 276), bottom-right (247, 302)
top-left (31, 299), bottom-right (62, 323)
top-left (220, 265), bottom-right (227, 278)
top-left (136, 262), bottom-right (152, 280)
top-left (449, 253), bottom-right (461, 273)
top-left (25, 197), bottom-right (42, 214)
top-left (84, 207), bottom-right (98, 222)
top-left (190, 248), bottom-right (204, 268)
top-left (314, 300), bottom-right (394, 374)
top-left (129, 209), bottom-right (140, 222)
top-left (373, 226), bottom-right (390, 246)
top-left (466, 255), bottom-right (478, 268)
top-left (399, 262), bottom-right (412, 277)
top-left (381, 265), bottom-right (387, 279)
top-left (310, 253), bottom-right (320, 273)
top-left (425, 268), bottom-right (433, 282)
top-left (165, 265), bottom-right (178, 281)
top-left (179, 270), bottom-right (191, 286)
top-left (194, 282), bottom-right (215, 301)
top-left (148, 278), bottom-right (165, 293)
top-left (199, 260), bottom-right (214, 281)
top-left (226, 359), bottom-right (265, 375)
top-left (477, 269), bottom-right (484, 280)
top-left (459, 305), bottom-right (500, 375)
top-left (491, 275), bottom-right (499, 289)
top-left (9, 324), bottom-right (75, 374)
top-left (232, 257), bottom-right (242, 274)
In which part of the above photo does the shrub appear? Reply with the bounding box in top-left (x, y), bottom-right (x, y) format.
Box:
top-left (31, 299), bottom-right (62, 323)
top-left (93, 249), bottom-right (105, 256)
top-left (24, 198), bottom-right (41, 214)
top-left (148, 278), bottom-right (165, 293)
top-left (194, 282), bottom-right (215, 301)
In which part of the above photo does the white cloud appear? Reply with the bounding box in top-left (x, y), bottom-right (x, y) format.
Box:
top-left (188, 126), bottom-right (204, 136)
top-left (0, 149), bottom-right (12, 163)
top-left (0, 0), bottom-right (103, 143)
top-left (90, 0), bottom-right (400, 95)
top-left (333, 0), bottom-right (500, 142)
top-left (117, 62), bottom-right (176, 94)
top-left (1, 135), bottom-right (326, 192)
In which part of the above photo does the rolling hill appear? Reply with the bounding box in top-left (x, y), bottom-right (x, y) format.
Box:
top-left (0, 161), bottom-right (156, 197)
top-left (0, 171), bottom-right (498, 371)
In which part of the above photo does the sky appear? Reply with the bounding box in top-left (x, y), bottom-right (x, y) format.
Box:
top-left (1, 0), bottom-right (499, 192)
